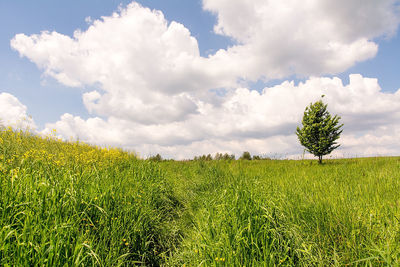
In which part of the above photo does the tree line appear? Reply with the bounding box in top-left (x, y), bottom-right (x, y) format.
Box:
top-left (148, 152), bottom-right (272, 162)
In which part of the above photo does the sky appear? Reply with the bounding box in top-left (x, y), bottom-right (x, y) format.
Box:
top-left (1, 0), bottom-right (400, 159)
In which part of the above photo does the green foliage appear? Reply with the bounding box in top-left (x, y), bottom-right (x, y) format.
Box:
top-left (214, 152), bottom-right (235, 160)
top-left (253, 155), bottom-right (272, 160)
top-left (193, 154), bottom-right (213, 161)
top-left (240, 151), bottom-right (252, 160)
top-left (296, 99), bottom-right (343, 163)
top-left (148, 153), bottom-right (163, 162)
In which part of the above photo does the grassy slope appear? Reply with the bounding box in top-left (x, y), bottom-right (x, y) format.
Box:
top-left (1, 128), bottom-right (400, 266)
top-left (0, 128), bottom-right (182, 266)
top-left (161, 159), bottom-right (400, 266)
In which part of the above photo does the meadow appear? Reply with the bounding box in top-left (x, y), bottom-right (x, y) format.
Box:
top-left (1, 127), bottom-right (399, 266)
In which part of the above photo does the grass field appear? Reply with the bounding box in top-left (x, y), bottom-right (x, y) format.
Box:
top-left (1, 128), bottom-right (400, 266)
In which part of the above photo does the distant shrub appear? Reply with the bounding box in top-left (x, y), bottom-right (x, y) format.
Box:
top-left (148, 153), bottom-right (163, 162)
top-left (214, 152), bottom-right (223, 160)
top-left (252, 155), bottom-right (271, 160)
top-left (194, 154), bottom-right (213, 161)
top-left (214, 152), bottom-right (235, 160)
top-left (240, 151), bottom-right (252, 160)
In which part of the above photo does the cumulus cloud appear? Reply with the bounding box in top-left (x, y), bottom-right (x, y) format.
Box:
top-left (10, 3), bottom-right (234, 125)
top-left (41, 75), bottom-right (400, 159)
top-left (11, 2), bottom-right (400, 124)
top-left (9, 1), bottom-right (400, 159)
top-left (204, 0), bottom-right (400, 79)
top-left (0, 92), bottom-right (36, 130)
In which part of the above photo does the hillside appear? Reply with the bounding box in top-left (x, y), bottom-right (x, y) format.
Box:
top-left (1, 128), bottom-right (399, 265)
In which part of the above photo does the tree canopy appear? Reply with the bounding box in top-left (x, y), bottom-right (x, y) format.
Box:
top-left (296, 99), bottom-right (343, 163)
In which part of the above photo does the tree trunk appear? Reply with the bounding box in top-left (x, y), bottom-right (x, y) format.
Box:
top-left (318, 155), bottom-right (322, 164)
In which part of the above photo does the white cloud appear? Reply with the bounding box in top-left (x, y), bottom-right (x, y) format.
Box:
top-left (11, 1), bottom-right (400, 125)
top-left (41, 75), bottom-right (400, 159)
top-left (204, 0), bottom-right (400, 79)
top-left (11, 2), bottom-right (233, 124)
top-left (0, 92), bottom-right (36, 130)
top-left (9, 1), bottom-right (400, 159)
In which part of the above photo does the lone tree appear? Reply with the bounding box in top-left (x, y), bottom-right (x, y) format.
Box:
top-left (296, 99), bottom-right (343, 164)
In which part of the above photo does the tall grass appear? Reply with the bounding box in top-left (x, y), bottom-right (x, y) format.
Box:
top-left (0, 128), bottom-right (181, 266)
top-left (161, 159), bottom-right (400, 266)
top-left (1, 127), bottom-right (400, 266)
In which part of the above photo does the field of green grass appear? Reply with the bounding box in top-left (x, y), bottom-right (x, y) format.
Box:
top-left (1, 128), bottom-right (400, 266)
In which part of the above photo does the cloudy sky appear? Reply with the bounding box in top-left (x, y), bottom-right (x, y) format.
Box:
top-left (1, 0), bottom-right (400, 159)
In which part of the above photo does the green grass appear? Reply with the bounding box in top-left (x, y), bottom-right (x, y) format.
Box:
top-left (1, 128), bottom-right (400, 266)
top-left (162, 159), bottom-right (400, 266)
top-left (0, 128), bottom-right (182, 265)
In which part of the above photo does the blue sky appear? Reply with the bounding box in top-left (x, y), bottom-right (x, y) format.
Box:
top-left (1, 0), bottom-right (232, 127)
top-left (1, 0), bottom-right (400, 159)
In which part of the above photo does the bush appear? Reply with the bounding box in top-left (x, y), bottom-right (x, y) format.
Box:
top-left (214, 152), bottom-right (235, 160)
top-left (148, 153), bottom-right (163, 162)
top-left (240, 151), bottom-right (252, 160)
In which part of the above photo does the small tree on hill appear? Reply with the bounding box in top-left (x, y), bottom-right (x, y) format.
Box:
top-left (296, 99), bottom-right (343, 164)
